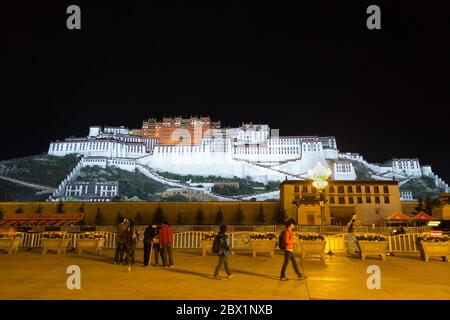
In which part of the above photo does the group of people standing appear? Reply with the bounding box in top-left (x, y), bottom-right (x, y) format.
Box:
top-left (143, 222), bottom-right (174, 268)
top-left (114, 218), bottom-right (307, 281)
top-left (113, 218), bottom-right (174, 268)
top-left (113, 218), bottom-right (140, 266)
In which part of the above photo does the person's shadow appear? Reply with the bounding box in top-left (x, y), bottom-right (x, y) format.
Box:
top-left (166, 267), bottom-right (216, 279)
top-left (229, 269), bottom-right (280, 281)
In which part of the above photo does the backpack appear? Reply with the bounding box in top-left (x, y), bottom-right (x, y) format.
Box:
top-left (212, 235), bottom-right (222, 254)
top-left (278, 230), bottom-right (286, 250)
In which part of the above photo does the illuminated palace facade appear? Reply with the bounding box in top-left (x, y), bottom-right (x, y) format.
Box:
top-left (48, 116), bottom-right (449, 189)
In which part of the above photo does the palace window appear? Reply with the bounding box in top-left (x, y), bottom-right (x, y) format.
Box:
top-left (384, 196), bottom-right (390, 204)
top-left (329, 197), bottom-right (335, 204)
top-left (356, 186), bottom-right (362, 193)
top-left (338, 186), bottom-right (344, 193)
top-left (357, 197), bottom-right (363, 204)
top-left (383, 185), bottom-right (389, 193)
top-left (302, 185), bottom-right (308, 193)
top-left (338, 197), bottom-right (345, 204)
top-left (366, 196), bottom-right (372, 203)
top-left (365, 186), bottom-right (371, 193)
top-left (374, 186), bottom-right (380, 193)
top-left (347, 186), bottom-right (353, 193)
top-left (294, 185), bottom-right (299, 193)
top-left (375, 196), bottom-right (380, 204)
top-left (348, 197), bottom-right (354, 204)
top-left (329, 186), bottom-right (335, 193)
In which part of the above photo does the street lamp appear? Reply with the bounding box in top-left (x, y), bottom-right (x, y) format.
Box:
top-left (308, 162), bottom-right (332, 225)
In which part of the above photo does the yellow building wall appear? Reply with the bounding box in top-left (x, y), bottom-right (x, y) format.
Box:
top-left (432, 206), bottom-right (450, 220)
top-left (0, 201), bottom-right (281, 225)
top-left (281, 181), bottom-right (402, 225)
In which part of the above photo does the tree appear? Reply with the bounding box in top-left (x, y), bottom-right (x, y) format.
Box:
top-left (273, 207), bottom-right (287, 225)
top-left (424, 197), bottom-right (440, 215)
top-left (215, 207), bottom-right (224, 225)
top-left (15, 207), bottom-right (23, 214)
top-left (134, 212), bottom-right (144, 225)
top-left (176, 213), bottom-right (183, 225)
top-left (256, 203), bottom-right (266, 225)
top-left (35, 204), bottom-right (43, 213)
top-left (56, 201), bottom-right (64, 213)
top-left (234, 204), bottom-right (245, 225)
top-left (414, 198), bottom-right (424, 213)
top-left (152, 205), bottom-right (166, 225)
top-left (78, 202), bottom-right (85, 213)
top-left (195, 207), bottom-right (205, 225)
top-left (94, 207), bottom-right (105, 225)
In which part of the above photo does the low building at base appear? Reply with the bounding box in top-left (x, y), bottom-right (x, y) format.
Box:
top-left (280, 180), bottom-right (401, 225)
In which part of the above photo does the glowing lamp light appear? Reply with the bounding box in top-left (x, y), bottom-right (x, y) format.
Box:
top-left (428, 221), bottom-right (441, 227)
top-left (308, 161), bottom-right (331, 191)
top-left (312, 180), bottom-right (328, 190)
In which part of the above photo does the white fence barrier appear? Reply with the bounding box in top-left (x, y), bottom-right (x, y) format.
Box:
top-left (15, 231), bottom-right (422, 254)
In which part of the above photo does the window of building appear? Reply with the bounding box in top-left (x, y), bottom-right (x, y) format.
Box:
top-left (384, 196), bottom-right (390, 204)
top-left (374, 186), bottom-right (380, 193)
top-left (349, 197), bottom-right (354, 204)
top-left (383, 185), bottom-right (389, 193)
top-left (329, 186), bottom-right (335, 193)
top-left (347, 186), bottom-right (353, 193)
top-left (375, 196), bottom-right (380, 204)
top-left (365, 186), bottom-right (371, 193)
top-left (294, 185), bottom-right (299, 193)
top-left (356, 186), bottom-right (362, 193)
top-left (329, 197), bottom-right (335, 204)
top-left (357, 197), bottom-right (363, 204)
top-left (338, 197), bottom-right (345, 204)
top-left (338, 186), bottom-right (344, 193)
top-left (366, 196), bottom-right (372, 203)
top-left (295, 196), bottom-right (299, 200)
top-left (302, 185), bottom-right (308, 193)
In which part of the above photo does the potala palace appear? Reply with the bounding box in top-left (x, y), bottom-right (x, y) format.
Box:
top-left (47, 116), bottom-right (448, 201)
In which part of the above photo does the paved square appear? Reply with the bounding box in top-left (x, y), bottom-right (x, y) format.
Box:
top-left (0, 249), bottom-right (449, 300)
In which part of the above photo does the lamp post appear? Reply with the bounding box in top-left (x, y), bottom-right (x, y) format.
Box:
top-left (309, 162), bottom-right (331, 226)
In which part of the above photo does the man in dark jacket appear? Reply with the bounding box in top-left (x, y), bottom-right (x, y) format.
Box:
top-left (125, 220), bottom-right (139, 271)
top-left (213, 225), bottom-right (234, 280)
top-left (159, 221), bottom-right (174, 267)
top-left (113, 218), bottom-right (128, 264)
top-left (143, 224), bottom-right (154, 267)
top-left (143, 223), bottom-right (164, 267)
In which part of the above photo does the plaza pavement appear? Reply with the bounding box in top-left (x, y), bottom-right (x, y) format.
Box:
top-left (0, 248), bottom-right (449, 300)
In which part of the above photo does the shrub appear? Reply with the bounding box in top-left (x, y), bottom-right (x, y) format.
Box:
top-left (195, 207), bottom-right (205, 225)
top-left (296, 233), bottom-right (325, 241)
top-left (355, 234), bottom-right (387, 241)
top-left (250, 232), bottom-right (277, 240)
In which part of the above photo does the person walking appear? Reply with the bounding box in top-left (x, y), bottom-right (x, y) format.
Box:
top-left (159, 221), bottom-right (174, 267)
top-left (279, 220), bottom-right (307, 281)
top-left (143, 223), bottom-right (154, 268)
top-left (348, 219), bottom-right (355, 233)
top-left (113, 217), bottom-right (128, 265)
top-left (125, 220), bottom-right (139, 272)
top-left (213, 225), bottom-right (234, 280)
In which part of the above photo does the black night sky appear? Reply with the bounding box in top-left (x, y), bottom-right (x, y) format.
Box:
top-left (2, 1), bottom-right (450, 180)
